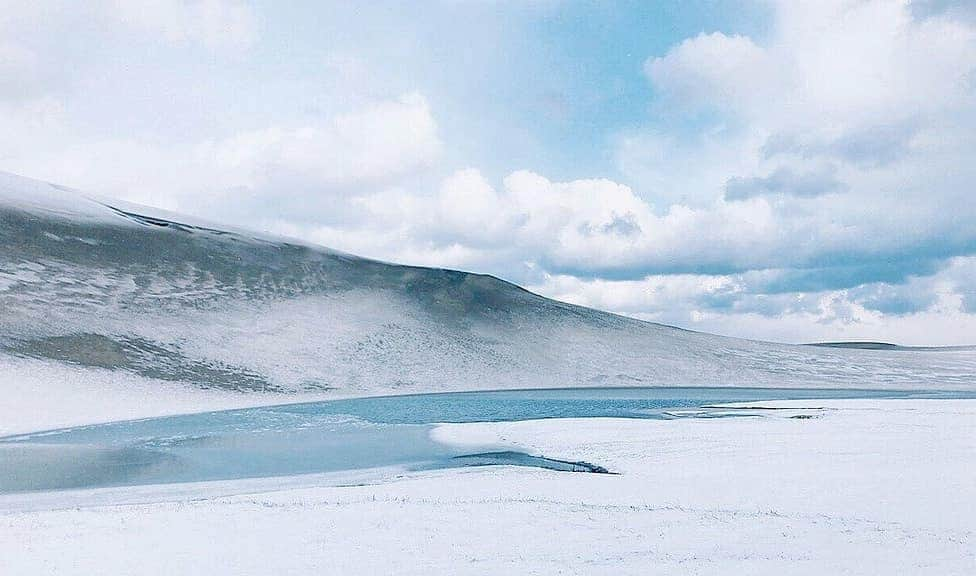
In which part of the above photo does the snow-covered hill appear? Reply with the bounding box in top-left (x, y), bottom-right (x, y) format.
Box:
top-left (2, 170), bottom-right (974, 420)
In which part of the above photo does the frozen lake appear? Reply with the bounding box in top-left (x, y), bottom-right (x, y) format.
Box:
top-left (1, 387), bottom-right (966, 494)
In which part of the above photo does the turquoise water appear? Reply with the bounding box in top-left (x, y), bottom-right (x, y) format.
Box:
top-left (0, 387), bottom-right (962, 494)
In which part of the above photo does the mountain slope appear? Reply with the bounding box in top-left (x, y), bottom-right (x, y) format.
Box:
top-left (2, 171), bottom-right (974, 410)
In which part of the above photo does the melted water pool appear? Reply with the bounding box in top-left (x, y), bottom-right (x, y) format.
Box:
top-left (0, 387), bottom-right (963, 494)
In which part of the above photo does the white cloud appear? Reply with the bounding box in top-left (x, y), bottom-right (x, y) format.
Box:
top-left (108, 0), bottom-right (258, 49)
top-left (648, 2), bottom-right (976, 127)
top-left (0, 92), bottom-right (441, 223)
top-left (192, 93), bottom-right (442, 220)
top-left (645, 32), bottom-right (773, 114)
top-left (597, 0), bottom-right (976, 331)
top-left (0, 42), bottom-right (40, 101)
top-left (524, 256), bottom-right (976, 346)
top-left (633, 0), bottom-right (976, 205)
top-left (298, 169), bottom-right (777, 277)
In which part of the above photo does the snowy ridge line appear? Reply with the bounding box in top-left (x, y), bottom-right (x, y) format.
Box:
top-left (0, 170), bottom-right (360, 258)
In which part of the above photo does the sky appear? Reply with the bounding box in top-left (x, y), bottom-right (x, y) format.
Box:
top-left (2, 0), bottom-right (976, 345)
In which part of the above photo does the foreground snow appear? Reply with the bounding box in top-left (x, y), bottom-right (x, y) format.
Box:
top-left (2, 399), bottom-right (974, 575)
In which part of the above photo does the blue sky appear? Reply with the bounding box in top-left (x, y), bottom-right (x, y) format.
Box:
top-left (2, 0), bottom-right (976, 344)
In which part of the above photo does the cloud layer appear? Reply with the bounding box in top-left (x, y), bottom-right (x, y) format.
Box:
top-left (2, 0), bottom-right (976, 344)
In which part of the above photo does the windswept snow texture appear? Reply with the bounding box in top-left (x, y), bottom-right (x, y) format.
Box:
top-left (2, 170), bottom-right (975, 398)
